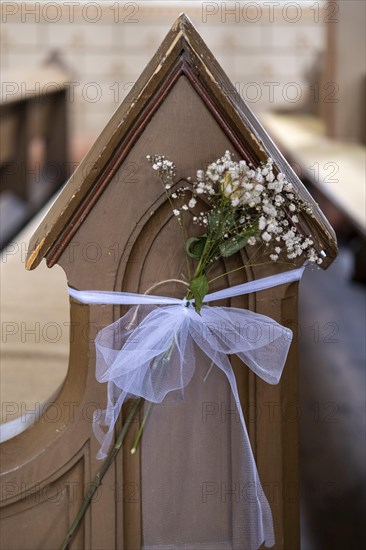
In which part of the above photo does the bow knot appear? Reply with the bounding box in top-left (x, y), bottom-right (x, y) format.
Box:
top-left (67, 266), bottom-right (305, 550)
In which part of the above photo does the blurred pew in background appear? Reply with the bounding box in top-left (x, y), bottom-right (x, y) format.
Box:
top-left (0, 57), bottom-right (69, 248)
top-left (260, 112), bottom-right (366, 281)
top-left (321, 0), bottom-right (366, 145)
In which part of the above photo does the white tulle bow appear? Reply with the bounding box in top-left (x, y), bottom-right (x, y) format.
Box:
top-left (68, 266), bottom-right (305, 549)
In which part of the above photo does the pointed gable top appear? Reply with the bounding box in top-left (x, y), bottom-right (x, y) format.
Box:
top-left (26, 13), bottom-right (337, 271)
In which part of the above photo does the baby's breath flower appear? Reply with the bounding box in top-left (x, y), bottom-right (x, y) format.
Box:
top-left (263, 204), bottom-right (277, 217)
top-left (259, 216), bottom-right (266, 230)
top-left (148, 151), bottom-right (321, 268)
top-left (267, 222), bottom-right (277, 233)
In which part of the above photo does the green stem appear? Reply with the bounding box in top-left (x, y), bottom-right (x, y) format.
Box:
top-left (129, 336), bottom-right (177, 454)
top-left (207, 259), bottom-right (294, 284)
top-left (130, 401), bottom-right (153, 454)
top-left (59, 398), bottom-right (143, 550)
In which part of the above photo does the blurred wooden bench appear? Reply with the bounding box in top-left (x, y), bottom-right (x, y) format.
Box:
top-left (260, 112), bottom-right (366, 279)
top-left (0, 62), bottom-right (69, 247)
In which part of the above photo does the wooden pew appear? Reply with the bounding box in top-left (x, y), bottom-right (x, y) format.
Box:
top-left (260, 112), bottom-right (366, 279)
top-left (0, 16), bottom-right (337, 549)
top-left (0, 63), bottom-right (69, 248)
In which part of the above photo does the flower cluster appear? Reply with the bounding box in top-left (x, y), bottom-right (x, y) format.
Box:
top-left (148, 151), bottom-right (322, 266)
top-left (146, 155), bottom-right (191, 219)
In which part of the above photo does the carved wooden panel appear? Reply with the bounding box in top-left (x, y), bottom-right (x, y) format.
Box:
top-left (0, 458), bottom-right (85, 549)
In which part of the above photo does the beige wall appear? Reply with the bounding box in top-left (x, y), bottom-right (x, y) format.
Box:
top-left (1, 2), bottom-right (325, 137)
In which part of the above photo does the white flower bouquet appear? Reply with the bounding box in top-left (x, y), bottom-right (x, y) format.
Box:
top-left (148, 150), bottom-right (321, 313)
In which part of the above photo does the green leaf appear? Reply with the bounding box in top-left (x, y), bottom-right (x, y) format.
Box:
top-left (219, 234), bottom-right (249, 257)
top-left (219, 225), bottom-right (260, 258)
top-left (189, 274), bottom-right (209, 314)
top-left (184, 235), bottom-right (207, 261)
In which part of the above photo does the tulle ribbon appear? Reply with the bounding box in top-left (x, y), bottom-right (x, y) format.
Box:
top-left (68, 266), bottom-right (305, 549)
